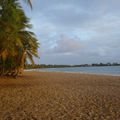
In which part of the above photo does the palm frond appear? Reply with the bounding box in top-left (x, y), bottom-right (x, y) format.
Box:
top-left (24, 0), bottom-right (32, 9)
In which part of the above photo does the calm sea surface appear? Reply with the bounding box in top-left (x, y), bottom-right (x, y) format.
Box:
top-left (29, 66), bottom-right (120, 76)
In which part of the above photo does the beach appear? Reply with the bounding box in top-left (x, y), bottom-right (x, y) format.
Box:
top-left (0, 72), bottom-right (120, 120)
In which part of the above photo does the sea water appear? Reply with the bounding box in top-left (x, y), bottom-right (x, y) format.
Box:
top-left (30, 66), bottom-right (120, 76)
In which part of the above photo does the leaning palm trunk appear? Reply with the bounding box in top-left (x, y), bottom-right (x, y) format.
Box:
top-left (18, 50), bottom-right (26, 75)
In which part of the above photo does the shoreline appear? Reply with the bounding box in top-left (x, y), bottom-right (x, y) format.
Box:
top-left (25, 69), bottom-right (120, 77)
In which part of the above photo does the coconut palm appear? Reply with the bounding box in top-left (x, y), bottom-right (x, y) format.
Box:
top-left (0, 0), bottom-right (39, 77)
top-left (0, 0), bottom-right (32, 8)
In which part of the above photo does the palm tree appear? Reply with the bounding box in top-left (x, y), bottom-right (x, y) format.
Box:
top-left (0, 0), bottom-right (39, 77)
top-left (17, 31), bottom-right (39, 73)
top-left (0, 0), bottom-right (32, 8)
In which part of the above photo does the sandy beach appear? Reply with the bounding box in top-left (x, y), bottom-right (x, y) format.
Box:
top-left (0, 72), bottom-right (120, 120)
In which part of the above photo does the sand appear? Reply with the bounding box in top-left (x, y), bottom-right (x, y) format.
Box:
top-left (0, 72), bottom-right (120, 120)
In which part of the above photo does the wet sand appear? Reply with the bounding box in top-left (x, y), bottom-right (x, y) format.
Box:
top-left (0, 72), bottom-right (120, 120)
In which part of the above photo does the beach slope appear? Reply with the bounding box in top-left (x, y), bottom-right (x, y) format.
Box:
top-left (0, 72), bottom-right (120, 120)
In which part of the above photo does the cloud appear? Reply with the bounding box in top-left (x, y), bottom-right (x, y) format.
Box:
top-left (47, 35), bottom-right (84, 55)
top-left (21, 0), bottom-right (120, 64)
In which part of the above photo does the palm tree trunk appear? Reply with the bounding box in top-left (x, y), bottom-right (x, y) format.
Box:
top-left (20, 50), bottom-right (26, 73)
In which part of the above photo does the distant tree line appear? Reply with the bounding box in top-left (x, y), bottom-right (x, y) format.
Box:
top-left (25, 62), bottom-right (120, 69)
top-left (25, 64), bottom-right (71, 69)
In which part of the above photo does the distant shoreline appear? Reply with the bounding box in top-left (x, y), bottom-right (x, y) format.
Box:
top-left (24, 68), bottom-right (120, 77)
top-left (25, 63), bottom-right (120, 69)
top-left (25, 66), bottom-right (120, 77)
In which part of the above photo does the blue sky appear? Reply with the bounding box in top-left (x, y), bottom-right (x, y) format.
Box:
top-left (21, 0), bottom-right (120, 65)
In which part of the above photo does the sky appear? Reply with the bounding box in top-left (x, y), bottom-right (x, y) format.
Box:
top-left (21, 0), bottom-right (120, 65)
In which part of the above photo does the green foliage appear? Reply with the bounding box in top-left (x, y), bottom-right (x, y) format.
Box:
top-left (0, 0), bottom-right (39, 77)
